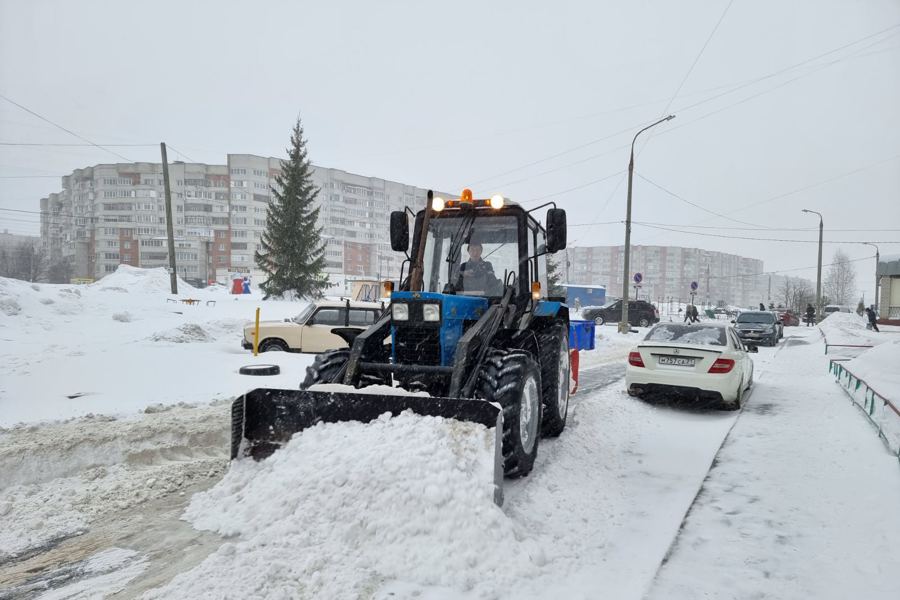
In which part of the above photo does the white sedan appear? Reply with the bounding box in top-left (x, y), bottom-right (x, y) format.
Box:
top-left (625, 321), bottom-right (756, 409)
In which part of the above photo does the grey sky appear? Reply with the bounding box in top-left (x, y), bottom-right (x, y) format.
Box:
top-left (2, 0), bottom-right (898, 300)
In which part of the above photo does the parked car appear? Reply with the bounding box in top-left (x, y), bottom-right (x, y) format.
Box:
top-left (583, 299), bottom-right (659, 328)
top-left (732, 310), bottom-right (780, 346)
top-left (625, 322), bottom-right (756, 409)
top-left (776, 309), bottom-right (800, 327)
top-left (242, 299), bottom-right (386, 353)
top-left (823, 305), bottom-right (852, 316)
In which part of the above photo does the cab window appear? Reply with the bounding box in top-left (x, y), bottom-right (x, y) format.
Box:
top-left (348, 308), bottom-right (376, 326)
top-left (309, 308), bottom-right (344, 326)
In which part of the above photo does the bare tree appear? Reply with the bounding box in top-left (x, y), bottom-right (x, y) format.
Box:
top-left (8, 243), bottom-right (46, 282)
top-left (824, 249), bottom-right (856, 305)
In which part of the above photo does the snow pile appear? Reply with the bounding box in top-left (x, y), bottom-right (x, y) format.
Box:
top-left (149, 323), bottom-right (213, 343)
top-left (844, 339), bottom-right (900, 401)
top-left (91, 264), bottom-right (195, 295)
top-left (0, 402), bottom-right (229, 560)
top-left (145, 411), bottom-right (546, 599)
top-left (839, 339), bottom-right (900, 454)
top-left (818, 311), bottom-right (884, 348)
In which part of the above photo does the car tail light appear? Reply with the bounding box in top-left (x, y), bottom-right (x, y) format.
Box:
top-left (628, 351), bottom-right (645, 367)
top-left (708, 358), bottom-right (735, 373)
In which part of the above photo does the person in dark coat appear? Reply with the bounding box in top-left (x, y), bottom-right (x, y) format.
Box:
top-left (865, 307), bottom-right (880, 332)
top-left (759, 302), bottom-right (766, 311)
top-left (805, 303), bottom-right (815, 326)
top-left (691, 305), bottom-right (701, 323)
top-left (456, 242), bottom-right (500, 295)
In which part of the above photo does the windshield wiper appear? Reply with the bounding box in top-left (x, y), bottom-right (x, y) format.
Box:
top-left (444, 212), bottom-right (477, 281)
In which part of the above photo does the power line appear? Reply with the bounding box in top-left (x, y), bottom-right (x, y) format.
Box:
top-left (0, 94), bottom-right (134, 162)
top-left (663, 0), bottom-right (735, 115)
top-left (635, 173), bottom-right (764, 228)
top-left (632, 222), bottom-right (900, 244)
top-left (0, 175), bottom-right (61, 179)
top-left (0, 142), bottom-right (156, 147)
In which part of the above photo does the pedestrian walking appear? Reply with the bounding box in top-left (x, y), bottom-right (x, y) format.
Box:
top-left (759, 302), bottom-right (766, 311)
top-left (865, 306), bottom-right (880, 332)
top-left (805, 303), bottom-right (815, 327)
top-left (683, 305), bottom-right (692, 323)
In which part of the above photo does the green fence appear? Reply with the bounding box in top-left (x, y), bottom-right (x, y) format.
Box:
top-left (830, 359), bottom-right (900, 464)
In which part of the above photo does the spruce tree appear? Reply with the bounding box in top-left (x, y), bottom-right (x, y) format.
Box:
top-left (255, 118), bottom-right (329, 299)
top-left (546, 255), bottom-right (565, 297)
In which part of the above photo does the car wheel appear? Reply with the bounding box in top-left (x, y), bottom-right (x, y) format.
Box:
top-left (593, 315), bottom-right (605, 326)
top-left (259, 339), bottom-right (289, 352)
top-left (638, 317), bottom-right (650, 328)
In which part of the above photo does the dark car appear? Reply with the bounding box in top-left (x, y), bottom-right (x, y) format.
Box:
top-left (583, 299), bottom-right (659, 328)
top-left (732, 311), bottom-right (779, 346)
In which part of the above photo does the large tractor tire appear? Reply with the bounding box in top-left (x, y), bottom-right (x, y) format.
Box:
top-left (301, 349), bottom-right (350, 389)
top-left (538, 323), bottom-right (570, 437)
top-left (301, 349), bottom-right (389, 389)
top-left (477, 350), bottom-right (542, 478)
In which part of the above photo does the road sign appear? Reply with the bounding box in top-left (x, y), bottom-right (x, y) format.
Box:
top-left (634, 272), bottom-right (643, 284)
top-left (690, 281), bottom-right (698, 291)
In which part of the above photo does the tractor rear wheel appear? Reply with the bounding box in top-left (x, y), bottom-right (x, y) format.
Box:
top-left (477, 350), bottom-right (542, 478)
top-left (301, 349), bottom-right (350, 389)
top-left (538, 324), bottom-right (570, 437)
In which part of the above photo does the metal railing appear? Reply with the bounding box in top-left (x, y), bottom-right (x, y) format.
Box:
top-left (830, 359), bottom-right (900, 463)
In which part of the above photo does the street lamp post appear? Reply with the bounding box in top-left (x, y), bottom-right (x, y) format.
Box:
top-left (618, 114), bottom-right (676, 334)
top-left (862, 242), bottom-right (880, 314)
top-left (801, 209), bottom-right (823, 322)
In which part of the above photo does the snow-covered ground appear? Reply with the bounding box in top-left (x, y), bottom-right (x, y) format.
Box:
top-left (1, 267), bottom-right (899, 599)
top-left (0, 266), bottom-right (314, 426)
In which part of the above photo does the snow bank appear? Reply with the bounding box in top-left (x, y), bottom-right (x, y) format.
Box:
top-left (818, 311), bottom-right (884, 349)
top-left (145, 411), bottom-right (546, 599)
top-left (0, 267), bottom-right (312, 426)
top-left (91, 264), bottom-right (195, 295)
top-left (836, 339), bottom-right (900, 455)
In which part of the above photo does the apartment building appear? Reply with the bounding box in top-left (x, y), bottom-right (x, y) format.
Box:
top-left (39, 156), bottom-right (430, 288)
top-left (565, 245), bottom-right (767, 308)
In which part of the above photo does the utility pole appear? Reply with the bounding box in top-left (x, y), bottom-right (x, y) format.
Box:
top-left (705, 263), bottom-right (710, 309)
top-left (802, 209), bottom-right (823, 322)
top-left (862, 242), bottom-right (880, 314)
top-left (619, 114), bottom-right (676, 334)
top-left (768, 275), bottom-right (771, 307)
top-left (160, 143), bottom-right (178, 294)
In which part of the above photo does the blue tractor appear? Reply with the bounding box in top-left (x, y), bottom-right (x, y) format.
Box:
top-left (231, 190), bottom-right (570, 503)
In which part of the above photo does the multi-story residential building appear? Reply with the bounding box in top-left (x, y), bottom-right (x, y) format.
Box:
top-left (39, 156), bottom-right (431, 289)
top-left (564, 245), bottom-right (768, 308)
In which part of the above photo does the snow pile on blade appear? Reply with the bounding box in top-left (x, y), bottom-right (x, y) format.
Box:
top-left (145, 411), bottom-right (546, 599)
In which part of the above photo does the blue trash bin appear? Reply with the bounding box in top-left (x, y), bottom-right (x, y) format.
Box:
top-left (569, 320), bottom-right (596, 351)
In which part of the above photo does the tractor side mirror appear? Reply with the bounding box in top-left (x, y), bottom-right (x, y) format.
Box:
top-left (546, 208), bottom-right (567, 253)
top-left (389, 211), bottom-right (409, 252)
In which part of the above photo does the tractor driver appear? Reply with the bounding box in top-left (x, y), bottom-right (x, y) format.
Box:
top-left (456, 241), bottom-right (501, 295)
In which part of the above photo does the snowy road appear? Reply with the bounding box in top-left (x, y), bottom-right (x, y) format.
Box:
top-left (2, 323), bottom-right (897, 599)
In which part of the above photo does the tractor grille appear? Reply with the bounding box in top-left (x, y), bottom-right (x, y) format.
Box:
top-left (395, 325), bottom-right (441, 366)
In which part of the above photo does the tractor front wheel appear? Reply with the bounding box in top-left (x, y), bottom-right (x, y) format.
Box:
top-left (301, 349), bottom-right (350, 389)
top-left (477, 350), bottom-right (542, 478)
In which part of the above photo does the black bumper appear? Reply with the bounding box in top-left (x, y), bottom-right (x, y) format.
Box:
top-left (242, 340), bottom-right (253, 350)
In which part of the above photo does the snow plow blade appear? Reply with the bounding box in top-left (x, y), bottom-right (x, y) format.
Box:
top-left (231, 388), bottom-right (505, 504)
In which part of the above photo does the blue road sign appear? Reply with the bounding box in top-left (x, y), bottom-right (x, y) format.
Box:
top-left (690, 281), bottom-right (698, 291)
top-left (634, 272), bottom-right (643, 284)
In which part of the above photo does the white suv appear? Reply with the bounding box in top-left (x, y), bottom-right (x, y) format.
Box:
top-left (242, 299), bottom-right (386, 353)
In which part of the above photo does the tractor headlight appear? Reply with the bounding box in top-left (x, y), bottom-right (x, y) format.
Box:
top-left (422, 303), bottom-right (440, 322)
top-left (392, 303), bottom-right (409, 321)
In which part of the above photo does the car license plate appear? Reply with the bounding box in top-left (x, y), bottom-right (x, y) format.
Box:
top-left (658, 355), bottom-right (695, 367)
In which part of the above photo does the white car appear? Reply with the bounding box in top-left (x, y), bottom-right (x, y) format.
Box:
top-left (242, 299), bottom-right (386, 354)
top-left (625, 321), bottom-right (756, 409)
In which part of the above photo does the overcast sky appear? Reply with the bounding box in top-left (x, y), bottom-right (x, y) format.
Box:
top-left (2, 0), bottom-right (898, 300)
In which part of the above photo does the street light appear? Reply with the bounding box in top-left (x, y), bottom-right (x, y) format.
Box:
top-left (861, 242), bottom-right (880, 314)
top-left (801, 209), bottom-right (823, 322)
top-left (619, 114), bottom-right (676, 334)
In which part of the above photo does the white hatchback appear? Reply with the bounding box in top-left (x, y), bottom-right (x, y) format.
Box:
top-left (625, 321), bottom-right (755, 409)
